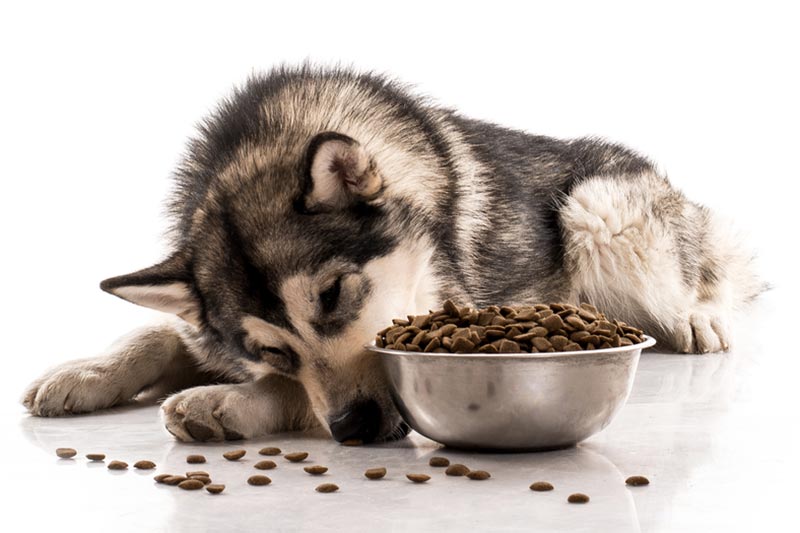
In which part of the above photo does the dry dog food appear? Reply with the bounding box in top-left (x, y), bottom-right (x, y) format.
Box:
top-left (530, 481), bottom-right (554, 491)
top-left (304, 465), bottom-right (328, 475)
top-left (163, 475), bottom-right (187, 486)
top-left (56, 448), bottom-right (77, 458)
top-left (134, 460), bottom-right (156, 470)
top-left (248, 475), bottom-right (272, 486)
top-left (567, 493), bottom-right (590, 504)
top-left (376, 301), bottom-right (646, 353)
top-left (154, 474), bottom-right (172, 484)
top-left (206, 484), bottom-right (225, 494)
top-left (107, 460), bottom-right (128, 470)
top-left (258, 447), bottom-right (282, 456)
top-left (190, 475), bottom-right (212, 485)
top-left (178, 479), bottom-right (204, 490)
top-left (223, 449), bottom-right (246, 461)
top-left (364, 467), bottom-right (387, 479)
top-left (254, 460), bottom-right (277, 470)
top-left (625, 475), bottom-right (650, 486)
top-left (86, 453), bottom-right (105, 461)
top-left (284, 452), bottom-right (309, 462)
top-left (315, 483), bottom-right (339, 493)
top-left (445, 464), bottom-right (470, 476)
top-left (186, 455), bottom-right (206, 464)
top-left (341, 439), bottom-right (363, 446)
top-left (466, 470), bottom-right (491, 480)
top-left (406, 474), bottom-right (431, 483)
top-left (186, 471), bottom-right (209, 477)
top-left (429, 457), bottom-right (450, 467)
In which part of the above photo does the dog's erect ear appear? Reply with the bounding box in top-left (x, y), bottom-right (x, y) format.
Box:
top-left (100, 252), bottom-right (201, 326)
top-left (302, 132), bottom-right (382, 211)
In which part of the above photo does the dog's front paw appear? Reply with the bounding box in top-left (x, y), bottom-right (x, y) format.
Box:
top-left (22, 363), bottom-right (127, 416)
top-left (671, 311), bottom-right (730, 353)
top-left (161, 385), bottom-right (259, 442)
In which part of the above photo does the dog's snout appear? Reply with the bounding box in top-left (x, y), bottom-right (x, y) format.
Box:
top-left (328, 399), bottom-right (382, 443)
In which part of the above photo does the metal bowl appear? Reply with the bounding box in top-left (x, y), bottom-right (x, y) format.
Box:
top-left (368, 336), bottom-right (655, 451)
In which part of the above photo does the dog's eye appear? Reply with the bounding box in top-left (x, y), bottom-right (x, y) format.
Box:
top-left (319, 276), bottom-right (342, 314)
top-left (258, 345), bottom-right (300, 374)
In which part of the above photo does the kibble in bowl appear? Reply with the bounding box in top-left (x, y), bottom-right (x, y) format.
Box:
top-left (369, 301), bottom-right (655, 451)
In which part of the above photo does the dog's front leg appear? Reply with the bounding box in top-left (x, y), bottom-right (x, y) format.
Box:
top-left (22, 321), bottom-right (204, 416)
top-left (161, 374), bottom-right (318, 442)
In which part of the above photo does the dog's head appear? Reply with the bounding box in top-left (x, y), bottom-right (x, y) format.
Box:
top-left (101, 84), bottom-right (441, 443)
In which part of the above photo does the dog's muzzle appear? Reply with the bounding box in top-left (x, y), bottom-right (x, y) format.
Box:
top-left (328, 399), bottom-right (382, 443)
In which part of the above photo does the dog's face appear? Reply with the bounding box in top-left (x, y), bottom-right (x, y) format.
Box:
top-left (101, 132), bottom-right (437, 442)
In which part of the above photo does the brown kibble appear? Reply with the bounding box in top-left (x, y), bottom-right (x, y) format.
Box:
top-left (541, 314), bottom-right (565, 332)
top-left (56, 448), bottom-right (77, 459)
top-left (162, 475), bottom-right (187, 485)
top-left (284, 452), bottom-right (309, 462)
top-left (178, 479), bottom-right (204, 490)
top-left (258, 447), bottom-right (281, 456)
top-left (247, 475), bottom-right (271, 486)
top-left (445, 464), bottom-right (470, 476)
top-left (186, 471), bottom-right (209, 477)
top-left (304, 465), bottom-right (328, 475)
top-left (154, 474), bottom-right (173, 484)
top-left (186, 455), bottom-right (206, 464)
top-left (206, 484), bottom-right (225, 494)
top-left (107, 460), bottom-right (128, 470)
top-left (530, 481), bottom-right (554, 491)
top-left (429, 456), bottom-right (450, 467)
top-left (364, 467), bottom-right (387, 479)
top-left (254, 460), bottom-right (276, 470)
top-left (497, 339), bottom-right (521, 353)
top-left (342, 439), bottom-right (363, 446)
top-left (134, 460), bottom-right (156, 470)
top-left (532, 337), bottom-right (553, 351)
top-left (443, 299), bottom-right (460, 317)
top-left (625, 475), bottom-right (650, 486)
top-left (192, 476), bottom-right (212, 485)
top-left (316, 483), bottom-right (339, 493)
top-left (86, 453), bottom-right (105, 461)
top-left (466, 470), bottom-right (491, 480)
top-left (223, 449), bottom-right (246, 461)
top-left (406, 473), bottom-right (431, 483)
top-left (568, 493), bottom-right (590, 503)
top-left (549, 335), bottom-right (571, 350)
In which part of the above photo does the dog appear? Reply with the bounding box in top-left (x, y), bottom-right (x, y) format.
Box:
top-left (22, 65), bottom-right (763, 443)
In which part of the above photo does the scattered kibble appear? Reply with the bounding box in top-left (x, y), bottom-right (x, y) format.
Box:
top-left (186, 471), bottom-right (209, 477)
top-left (304, 465), bottom-right (328, 475)
top-left (568, 493), bottom-right (590, 504)
top-left (56, 448), bottom-right (77, 459)
top-left (248, 475), bottom-right (271, 486)
top-left (133, 460), bottom-right (156, 470)
top-left (254, 460), bottom-right (277, 470)
top-left (284, 452), bottom-right (309, 462)
top-left (466, 470), bottom-right (491, 480)
top-left (364, 467), bottom-right (387, 479)
top-left (445, 464), bottom-right (470, 476)
top-left (625, 475), bottom-right (650, 486)
top-left (190, 475), bottom-right (211, 485)
top-left (341, 439), bottom-right (363, 446)
top-left (206, 484), bottom-right (225, 494)
top-left (107, 460), bottom-right (128, 470)
top-left (186, 455), bottom-right (206, 464)
top-left (223, 449), bottom-right (246, 461)
top-left (154, 474), bottom-right (172, 484)
top-left (530, 481), bottom-right (554, 491)
top-left (429, 456), bottom-right (450, 467)
top-left (86, 453), bottom-right (105, 461)
top-left (315, 483), bottom-right (339, 493)
top-left (163, 475), bottom-right (187, 486)
top-left (258, 447), bottom-right (281, 456)
top-left (178, 479), bottom-right (204, 490)
top-left (406, 474), bottom-right (431, 483)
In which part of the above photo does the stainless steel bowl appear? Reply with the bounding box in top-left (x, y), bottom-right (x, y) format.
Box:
top-left (369, 336), bottom-right (655, 451)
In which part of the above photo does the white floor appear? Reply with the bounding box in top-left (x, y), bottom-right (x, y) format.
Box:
top-left (2, 291), bottom-right (796, 532)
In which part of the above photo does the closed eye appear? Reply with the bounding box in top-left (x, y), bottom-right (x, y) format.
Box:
top-left (319, 276), bottom-right (342, 314)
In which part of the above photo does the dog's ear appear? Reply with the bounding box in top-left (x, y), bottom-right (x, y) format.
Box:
top-left (99, 252), bottom-right (201, 326)
top-left (302, 132), bottom-right (382, 211)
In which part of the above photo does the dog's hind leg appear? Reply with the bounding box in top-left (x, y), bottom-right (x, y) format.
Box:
top-left (161, 375), bottom-right (318, 441)
top-left (559, 171), bottom-right (762, 353)
top-left (22, 320), bottom-right (213, 416)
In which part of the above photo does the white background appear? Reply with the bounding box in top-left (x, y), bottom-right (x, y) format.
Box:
top-left (0, 1), bottom-right (797, 531)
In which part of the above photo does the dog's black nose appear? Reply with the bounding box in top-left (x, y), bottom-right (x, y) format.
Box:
top-left (328, 399), bottom-right (382, 443)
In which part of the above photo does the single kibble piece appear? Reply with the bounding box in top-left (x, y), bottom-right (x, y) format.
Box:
top-left (107, 460), bottom-right (128, 470)
top-left (254, 460), bottom-right (277, 470)
top-left (625, 475), bottom-right (650, 486)
top-left (284, 452), bottom-right (309, 462)
top-left (178, 479), bottom-right (204, 490)
top-left (315, 483), bottom-right (339, 493)
top-left (248, 475), bottom-right (272, 486)
top-left (163, 475), bottom-right (187, 486)
top-left (258, 447), bottom-right (281, 456)
top-left (134, 460), bottom-right (156, 470)
top-left (364, 467), bottom-right (387, 479)
top-left (223, 449), bottom-right (246, 461)
top-left (186, 455), bottom-right (206, 464)
top-left (86, 453), bottom-right (105, 461)
top-left (466, 470), bottom-right (491, 480)
top-left (206, 483), bottom-right (225, 494)
top-left (154, 474), bottom-right (173, 484)
top-left (56, 448), bottom-right (77, 459)
top-left (530, 481), bottom-right (554, 491)
top-left (406, 474), bottom-right (431, 483)
top-left (304, 465), bottom-right (328, 475)
top-left (190, 475), bottom-right (212, 485)
top-left (568, 493), bottom-right (590, 504)
top-left (341, 439), bottom-right (363, 446)
top-left (429, 456), bottom-right (450, 467)
top-left (186, 471), bottom-right (209, 477)
top-left (445, 464), bottom-right (470, 476)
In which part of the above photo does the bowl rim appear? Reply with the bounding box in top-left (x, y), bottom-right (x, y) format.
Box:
top-left (366, 334), bottom-right (656, 360)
